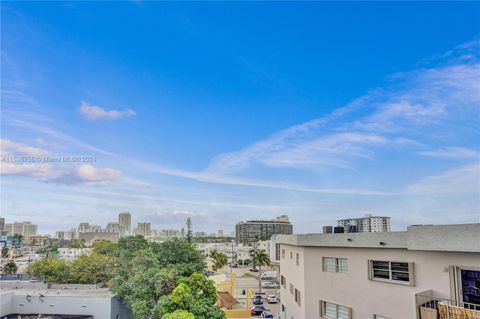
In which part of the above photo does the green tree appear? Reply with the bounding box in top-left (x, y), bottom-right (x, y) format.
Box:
top-left (162, 310), bottom-right (195, 319)
top-left (92, 240), bottom-right (118, 256)
top-left (154, 273), bottom-right (225, 319)
top-left (3, 260), bottom-right (17, 274)
top-left (209, 249), bottom-right (228, 272)
top-left (111, 239), bottom-right (205, 319)
top-left (67, 239), bottom-right (84, 249)
top-left (152, 239), bottom-right (205, 276)
top-left (1, 247), bottom-right (9, 258)
top-left (252, 249), bottom-right (271, 293)
top-left (26, 258), bottom-right (71, 283)
top-left (70, 253), bottom-right (113, 284)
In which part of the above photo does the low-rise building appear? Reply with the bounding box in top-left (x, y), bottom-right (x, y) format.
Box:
top-left (0, 282), bottom-right (132, 318)
top-left (276, 224), bottom-right (480, 319)
top-left (58, 248), bottom-right (93, 261)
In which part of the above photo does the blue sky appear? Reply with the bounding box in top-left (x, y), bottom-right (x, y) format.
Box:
top-left (1, 2), bottom-right (479, 234)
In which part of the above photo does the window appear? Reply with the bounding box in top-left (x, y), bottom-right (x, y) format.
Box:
top-left (374, 315), bottom-right (391, 319)
top-left (275, 243), bottom-right (281, 261)
top-left (281, 275), bottom-right (286, 288)
top-left (294, 288), bottom-right (301, 306)
top-left (296, 253), bottom-right (300, 266)
top-left (320, 301), bottom-right (352, 319)
top-left (289, 283), bottom-right (293, 294)
top-left (282, 249), bottom-right (285, 259)
top-left (290, 251), bottom-right (293, 259)
top-left (322, 257), bottom-right (348, 273)
top-left (369, 260), bottom-right (414, 285)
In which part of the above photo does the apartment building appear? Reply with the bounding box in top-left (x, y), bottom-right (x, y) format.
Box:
top-left (3, 221), bottom-right (38, 237)
top-left (276, 224), bottom-right (480, 319)
top-left (118, 212), bottom-right (132, 236)
top-left (235, 215), bottom-right (293, 244)
top-left (337, 214), bottom-right (391, 233)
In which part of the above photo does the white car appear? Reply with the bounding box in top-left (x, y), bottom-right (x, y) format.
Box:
top-left (262, 281), bottom-right (279, 289)
top-left (267, 294), bottom-right (278, 303)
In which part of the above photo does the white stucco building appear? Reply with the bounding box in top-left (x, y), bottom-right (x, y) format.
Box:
top-left (275, 224), bottom-right (480, 319)
top-left (0, 282), bottom-right (132, 318)
top-left (337, 214), bottom-right (391, 233)
top-left (58, 247), bottom-right (93, 261)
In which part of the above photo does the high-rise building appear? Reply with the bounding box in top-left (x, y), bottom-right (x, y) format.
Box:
top-left (3, 221), bottom-right (38, 237)
top-left (4, 223), bottom-right (13, 234)
top-left (0, 217), bottom-right (5, 232)
top-left (235, 215), bottom-right (293, 244)
top-left (118, 212), bottom-right (131, 236)
top-left (106, 222), bottom-right (120, 233)
top-left (135, 222), bottom-right (151, 237)
top-left (13, 222), bottom-right (24, 235)
top-left (337, 214), bottom-right (391, 233)
top-left (23, 223), bottom-right (38, 238)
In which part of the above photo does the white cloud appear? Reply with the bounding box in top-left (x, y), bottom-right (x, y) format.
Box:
top-left (1, 139), bottom-right (49, 156)
top-left (1, 163), bottom-right (121, 185)
top-left (79, 101), bottom-right (136, 120)
top-left (419, 147), bottom-right (480, 159)
top-left (404, 163), bottom-right (480, 195)
top-left (53, 165), bottom-right (121, 185)
top-left (1, 163), bottom-right (54, 179)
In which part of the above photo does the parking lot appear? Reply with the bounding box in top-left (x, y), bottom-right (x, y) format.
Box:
top-left (231, 266), bottom-right (281, 318)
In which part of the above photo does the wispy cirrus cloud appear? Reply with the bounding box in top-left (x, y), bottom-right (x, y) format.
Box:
top-left (207, 44), bottom-right (480, 174)
top-left (419, 147), bottom-right (480, 159)
top-left (404, 162), bottom-right (480, 195)
top-left (79, 101), bottom-right (136, 120)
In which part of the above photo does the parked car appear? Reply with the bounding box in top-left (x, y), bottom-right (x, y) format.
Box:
top-left (229, 263), bottom-right (238, 268)
top-left (262, 281), bottom-right (279, 289)
top-left (251, 305), bottom-right (270, 316)
top-left (261, 312), bottom-right (276, 318)
top-left (253, 295), bottom-right (263, 305)
top-left (267, 294), bottom-right (278, 303)
top-left (249, 268), bottom-right (259, 272)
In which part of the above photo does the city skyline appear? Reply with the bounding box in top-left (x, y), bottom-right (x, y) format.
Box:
top-left (1, 3), bottom-right (479, 234)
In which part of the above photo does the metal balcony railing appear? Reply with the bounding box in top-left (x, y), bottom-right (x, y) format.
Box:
top-left (416, 290), bottom-right (480, 319)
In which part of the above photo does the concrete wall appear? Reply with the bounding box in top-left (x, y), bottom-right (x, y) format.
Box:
top-left (0, 289), bottom-right (132, 319)
top-left (279, 245), bottom-right (480, 319)
top-left (279, 245), bottom-right (305, 319)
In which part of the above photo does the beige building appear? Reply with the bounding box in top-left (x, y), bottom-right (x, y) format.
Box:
top-left (275, 224), bottom-right (480, 319)
top-left (118, 212), bottom-right (132, 236)
top-left (3, 221), bottom-right (38, 237)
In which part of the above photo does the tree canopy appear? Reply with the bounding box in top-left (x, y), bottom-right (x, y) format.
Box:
top-left (3, 260), bottom-right (17, 274)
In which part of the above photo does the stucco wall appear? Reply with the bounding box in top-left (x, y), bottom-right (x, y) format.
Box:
top-left (0, 291), bottom-right (132, 319)
top-left (280, 245), bottom-right (480, 319)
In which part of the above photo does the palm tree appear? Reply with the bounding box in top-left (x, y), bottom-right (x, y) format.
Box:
top-left (252, 249), bottom-right (271, 293)
top-left (209, 249), bottom-right (228, 272)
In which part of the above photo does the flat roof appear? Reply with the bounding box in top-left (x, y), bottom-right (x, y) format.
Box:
top-left (273, 223), bottom-right (480, 253)
top-left (0, 282), bottom-right (115, 298)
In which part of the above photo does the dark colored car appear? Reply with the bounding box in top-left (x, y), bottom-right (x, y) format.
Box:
top-left (253, 295), bottom-right (263, 305)
top-left (249, 268), bottom-right (259, 272)
top-left (251, 305), bottom-right (270, 315)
